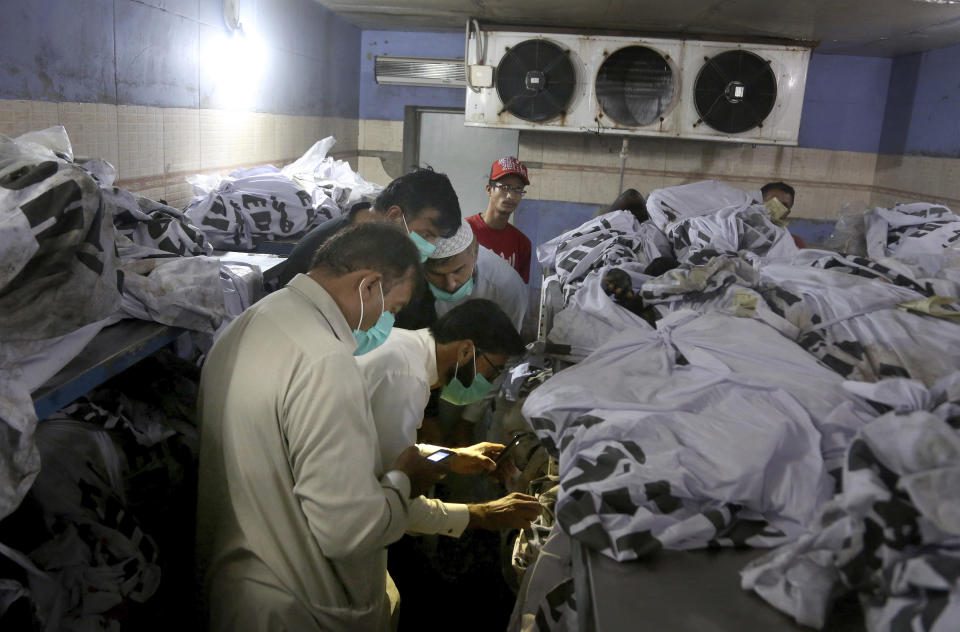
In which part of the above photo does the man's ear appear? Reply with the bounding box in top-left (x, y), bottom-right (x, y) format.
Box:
top-left (457, 340), bottom-right (474, 365)
top-left (384, 206), bottom-right (404, 222)
top-left (359, 270), bottom-right (384, 296)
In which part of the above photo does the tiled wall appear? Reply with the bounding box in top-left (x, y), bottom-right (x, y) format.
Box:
top-left (357, 116), bottom-right (960, 219)
top-left (872, 154), bottom-right (960, 209)
top-left (0, 99), bottom-right (358, 209)
top-left (357, 118), bottom-right (404, 186)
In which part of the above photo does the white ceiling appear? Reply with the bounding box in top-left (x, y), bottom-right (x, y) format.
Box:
top-left (316, 0), bottom-right (960, 56)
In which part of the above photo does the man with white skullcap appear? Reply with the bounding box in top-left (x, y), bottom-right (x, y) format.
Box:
top-left (424, 219), bottom-right (527, 331)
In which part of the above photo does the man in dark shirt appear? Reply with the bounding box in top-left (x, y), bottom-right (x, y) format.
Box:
top-left (273, 169), bottom-right (461, 327)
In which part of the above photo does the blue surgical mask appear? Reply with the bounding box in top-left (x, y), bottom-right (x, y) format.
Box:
top-left (401, 214), bottom-right (436, 262)
top-left (352, 280), bottom-right (395, 356)
top-left (440, 348), bottom-right (495, 405)
top-left (429, 277), bottom-right (474, 302)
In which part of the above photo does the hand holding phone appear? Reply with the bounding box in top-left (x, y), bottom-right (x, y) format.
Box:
top-left (426, 449), bottom-right (455, 463)
top-left (392, 446), bottom-right (449, 497)
top-left (495, 434), bottom-right (525, 466)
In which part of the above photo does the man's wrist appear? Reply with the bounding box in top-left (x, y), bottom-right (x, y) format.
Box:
top-left (466, 503), bottom-right (486, 529)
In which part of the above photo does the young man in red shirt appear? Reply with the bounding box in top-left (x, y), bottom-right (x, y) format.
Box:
top-left (465, 157), bottom-right (533, 283)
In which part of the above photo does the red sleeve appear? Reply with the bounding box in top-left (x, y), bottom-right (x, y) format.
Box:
top-left (791, 233), bottom-right (807, 249)
top-left (518, 234), bottom-right (531, 283)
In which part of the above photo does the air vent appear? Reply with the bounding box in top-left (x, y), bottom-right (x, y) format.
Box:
top-left (495, 39), bottom-right (576, 122)
top-left (693, 50), bottom-right (777, 134)
top-left (595, 46), bottom-right (674, 127)
top-left (374, 56), bottom-right (465, 87)
top-left (465, 28), bottom-right (810, 144)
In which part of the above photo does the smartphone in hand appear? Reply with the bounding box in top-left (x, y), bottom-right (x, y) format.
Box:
top-left (495, 434), bottom-right (525, 465)
top-left (426, 449), bottom-right (455, 463)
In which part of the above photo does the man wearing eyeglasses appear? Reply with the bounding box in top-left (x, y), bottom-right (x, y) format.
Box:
top-left (355, 299), bottom-right (540, 538)
top-left (466, 157), bottom-right (533, 283)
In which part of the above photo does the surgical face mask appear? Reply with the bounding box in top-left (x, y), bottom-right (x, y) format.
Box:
top-left (401, 213), bottom-right (436, 262)
top-left (429, 277), bottom-right (474, 302)
top-left (352, 280), bottom-right (395, 356)
top-left (440, 347), bottom-right (494, 405)
top-left (764, 197), bottom-right (790, 226)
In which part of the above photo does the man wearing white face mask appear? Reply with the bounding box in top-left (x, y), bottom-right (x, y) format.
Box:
top-left (760, 181), bottom-right (806, 248)
top-left (424, 219), bottom-right (527, 332)
top-left (197, 223), bottom-right (450, 632)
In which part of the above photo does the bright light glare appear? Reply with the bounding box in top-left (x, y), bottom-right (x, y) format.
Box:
top-left (203, 28), bottom-right (267, 110)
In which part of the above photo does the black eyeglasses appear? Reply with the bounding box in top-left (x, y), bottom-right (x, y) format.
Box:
top-left (491, 182), bottom-right (527, 197)
top-left (479, 352), bottom-right (505, 381)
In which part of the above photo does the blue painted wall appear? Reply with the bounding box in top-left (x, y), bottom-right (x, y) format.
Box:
top-left (797, 54), bottom-right (892, 154)
top-left (359, 30), bottom-right (465, 120)
top-left (880, 43), bottom-right (960, 158)
top-left (0, 0), bottom-right (360, 117)
top-left (357, 30), bottom-right (900, 157)
top-left (514, 200), bottom-right (600, 286)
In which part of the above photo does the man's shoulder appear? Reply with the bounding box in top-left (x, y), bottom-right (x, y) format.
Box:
top-left (477, 247), bottom-right (525, 292)
top-left (356, 329), bottom-right (430, 382)
top-left (465, 214), bottom-right (485, 230)
top-left (238, 290), bottom-right (352, 357)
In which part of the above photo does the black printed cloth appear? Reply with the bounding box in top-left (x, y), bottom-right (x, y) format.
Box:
top-left (665, 204), bottom-right (797, 266)
top-left (184, 171), bottom-right (341, 250)
top-left (0, 130), bottom-right (227, 523)
top-left (864, 203), bottom-right (960, 259)
top-left (633, 251), bottom-right (960, 388)
top-left (756, 259), bottom-right (960, 387)
top-left (522, 310), bottom-right (878, 563)
top-left (538, 211), bottom-right (672, 288)
top-left (0, 135), bottom-right (121, 523)
top-left (107, 188), bottom-right (212, 257)
top-left (743, 374), bottom-right (960, 632)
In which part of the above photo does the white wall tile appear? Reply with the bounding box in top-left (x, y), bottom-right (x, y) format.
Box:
top-left (117, 105), bottom-right (163, 179)
top-left (361, 118), bottom-right (403, 152)
top-left (517, 131), bottom-right (544, 164)
top-left (579, 170), bottom-right (623, 205)
top-left (163, 107), bottom-right (200, 174)
top-left (0, 99), bottom-right (60, 138)
top-left (59, 101), bottom-right (119, 167)
top-left (358, 155), bottom-right (392, 186)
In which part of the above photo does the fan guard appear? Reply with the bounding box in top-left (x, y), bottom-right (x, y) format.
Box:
top-left (694, 50), bottom-right (777, 134)
top-left (495, 39), bottom-right (576, 123)
top-left (595, 46), bottom-right (674, 127)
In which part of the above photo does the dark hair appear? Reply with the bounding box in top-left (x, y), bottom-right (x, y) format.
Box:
top-left (310, 222), bottom-right (420, 290)
top-left (430, 299), bottom-right (524, 356)
top-left (373, 167), bottom-right (461, 238)
top-left (761, 182), bottom-right (795, 199)
top-left (347, 200), bottom-right (373, 217)
top-left (608, 188), bottom-right (648, 223)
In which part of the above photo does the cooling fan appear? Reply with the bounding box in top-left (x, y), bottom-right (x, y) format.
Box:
top-left (595, 46), bottom-right (674, 127)
top-left (495, 39), bottom-right (576, 122)
top-left (693, 50), bottom-right (777, 134)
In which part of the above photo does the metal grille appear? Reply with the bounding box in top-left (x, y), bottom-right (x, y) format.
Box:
top-left (374, 56), bottom-right (465, 86)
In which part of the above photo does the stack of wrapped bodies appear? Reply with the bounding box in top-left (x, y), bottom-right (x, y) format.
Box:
top-left (512, 180), bottom-right (960, 632)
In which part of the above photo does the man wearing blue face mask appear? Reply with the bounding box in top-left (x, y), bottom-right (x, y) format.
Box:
top-left (274, 168), bottom-right (461, 289)
top-left (424, 219), bottom-right (527, 332)
top-left (356, 299), bottom-right (537, 539)
top-left (197, 223), bottom-right (451, 632)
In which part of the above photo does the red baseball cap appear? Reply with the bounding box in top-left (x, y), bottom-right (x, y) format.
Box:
top-left (490, 156), bottom-right (530, 185)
